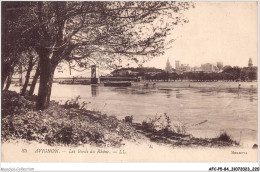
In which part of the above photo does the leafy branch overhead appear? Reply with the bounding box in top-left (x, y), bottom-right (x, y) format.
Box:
top-left (2, 1), bottom-right (194, 109)
top-left (6, 1), bottom-right (194, 66)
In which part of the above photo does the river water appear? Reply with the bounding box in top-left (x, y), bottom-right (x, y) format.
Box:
top-left (10, 81), bottom-right (258, 146)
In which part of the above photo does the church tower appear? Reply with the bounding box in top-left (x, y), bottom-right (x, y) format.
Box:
top-left (248, 58), bottom-right (253, 67)
top-left (165, 58), bottom-right (172, 73)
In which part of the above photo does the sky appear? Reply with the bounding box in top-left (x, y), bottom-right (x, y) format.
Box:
top-left (144, 1), bottom-right (258, 69)
top-left (55, 1), bottom-right (258, 77)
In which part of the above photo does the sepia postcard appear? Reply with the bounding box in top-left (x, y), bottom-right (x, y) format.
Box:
top-left (1, 1), bottom-right (258, 165)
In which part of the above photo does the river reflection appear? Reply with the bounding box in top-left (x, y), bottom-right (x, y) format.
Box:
top-left (91, 85), bottom-right (99, 97)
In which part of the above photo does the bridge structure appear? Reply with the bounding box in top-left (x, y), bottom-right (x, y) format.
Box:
top-left (13, 65), bottom-right (139, 85)
top-left (56, 65), bottom-right (139, 84)
top-left (55, 65), bottom-right (100, 84)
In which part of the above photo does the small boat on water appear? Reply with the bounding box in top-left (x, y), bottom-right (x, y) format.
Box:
top-left (104, 81), bottom-right (131, 87)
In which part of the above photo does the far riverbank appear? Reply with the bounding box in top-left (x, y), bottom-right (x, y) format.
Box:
top-left (132, 81), bottom-right (258, 89)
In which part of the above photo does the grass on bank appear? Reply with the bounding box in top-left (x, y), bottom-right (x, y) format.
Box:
top-left (2, 91), bottom-right (140, 147)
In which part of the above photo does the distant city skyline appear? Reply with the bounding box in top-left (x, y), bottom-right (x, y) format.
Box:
top-left (143, 56), bottom-right (256, 70)
top-left (143, 2), bottom-right (257, 69)
top-left (53, 56), bottom-right (256, 78)
top-left (54, 1), bottom-right (257, 77)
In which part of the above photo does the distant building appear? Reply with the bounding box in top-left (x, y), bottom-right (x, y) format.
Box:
top-left (112, 69), bottom-right (131, 76)
top-left (201, 63), bottom-right (213, 73)
top-left (165, 58), bottom-right (173, 73)
top-left (248, 58), bottom-right (253, 67)
top-left (191, 66), bottom-right (202, 72)
top-left (174, 60), bottom-right (191, 74)
top-left (216, 62), bottom-right (223, 70)
top-left (213, 65), bottom-right (220, 72)
top-left (175, 60), bottom-right (180, 70)
top-left (176, 64), bottom-right (191, 74)
top-left (111, 67), bottom-right (164, 77)
top-left (179, 64), bottom-right (191, 73)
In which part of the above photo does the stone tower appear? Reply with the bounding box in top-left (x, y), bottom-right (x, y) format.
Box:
top-left (175, 60), bottom-right (180, 70)
top-left (91, 65), bottom-right (98, 84)
top-left (248, 58), bottom-right (253, 67)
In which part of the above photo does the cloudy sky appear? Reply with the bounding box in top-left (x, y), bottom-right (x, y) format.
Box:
top-left (144, 1), bottom-right (258, 69)
top-left (55, 1), bottom-right (258, 77)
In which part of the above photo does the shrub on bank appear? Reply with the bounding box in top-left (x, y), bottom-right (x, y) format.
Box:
top-left (1, 91), bottom-right (35, 118)
top-left (64, 95), bottom-right (81, 109)
top-left (217, 131), bottom-right (232, 142)
top-left (216, 131), bottom-right (238, 145)
top-left (1, 91), bottom-right (140, 147)
top-left (141, 113), bottom-right (183, 136)
top-left (140, 114), bottom-right (239, 147)
top-left (124, 116), bottom-right (133, 123)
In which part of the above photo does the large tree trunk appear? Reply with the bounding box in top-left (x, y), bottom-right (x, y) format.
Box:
top-left (2, 63), bottom-right (12, 90)
top-left (2, 68), bottom-right (8, 90)
top-left (1, 5), bottom-right (8, 90)
top-left (28, 66), bottom-right (40, 96)
top-left (36, 65), bottom-right (55, 110)
top-left (21, 56), bottom-right (34, 96)
top-left (2, 60), bottom-right (16, 90)
top-left (36, 49), bottom-right (57, 110)
top-left (4, 70), bottom-right (13, 91)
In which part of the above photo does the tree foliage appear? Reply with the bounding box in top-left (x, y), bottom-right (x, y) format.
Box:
top-left (5, 1), bottom-right (194, 66)
top-left (3, 1), bottom-right (194, 109)
top-left (144, 67), bottom-right (258, 81)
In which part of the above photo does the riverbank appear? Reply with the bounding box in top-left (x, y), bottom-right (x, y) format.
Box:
top-left (1, 90), bottom-right (241, 149)
top-left (132, 81), bottom-right (258, 90)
